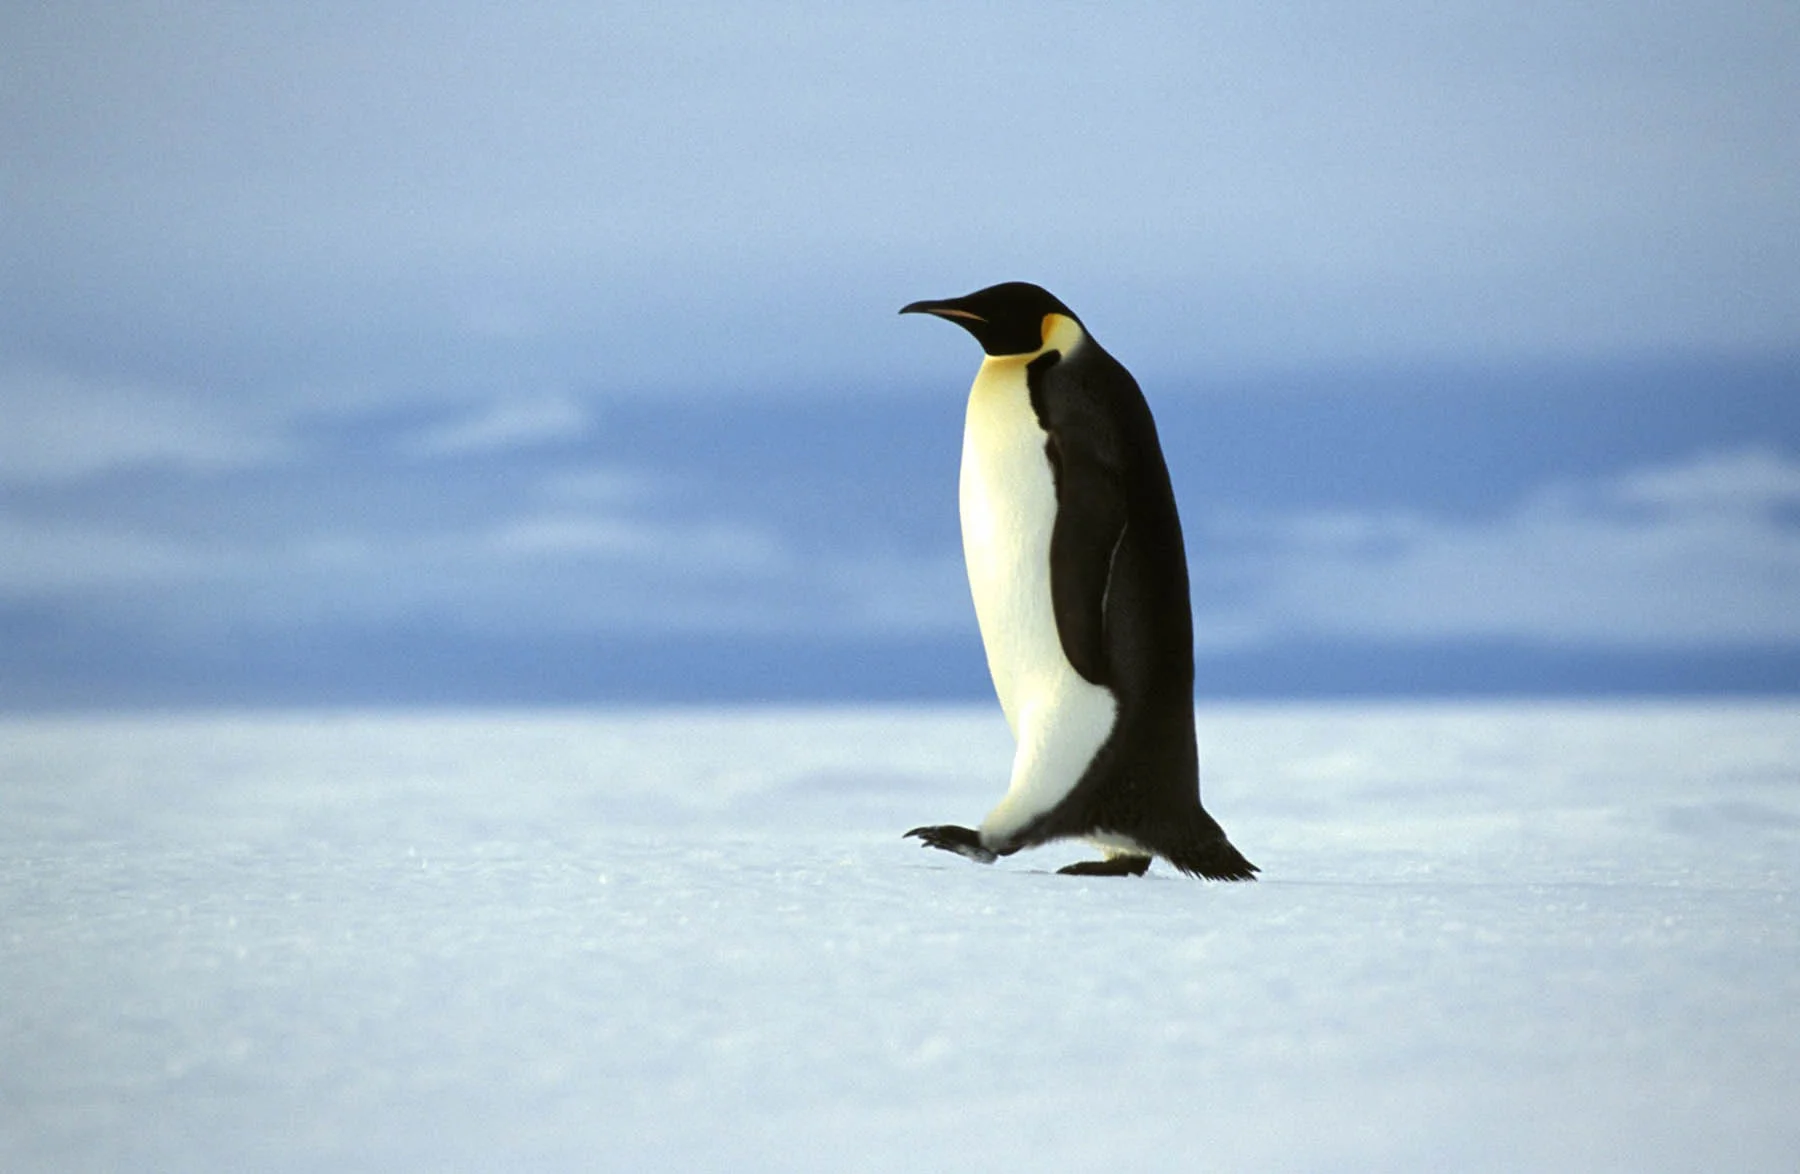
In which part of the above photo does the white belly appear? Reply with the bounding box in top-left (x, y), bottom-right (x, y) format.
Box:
top-left (959, 356), bottom-right (1117, 845)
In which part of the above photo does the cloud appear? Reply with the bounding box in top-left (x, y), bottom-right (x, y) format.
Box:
top-left (0, 364), bottom-right (293, 484)
top-left (823, 551), bottom-right (971, 632)
top-left (1611, 448), bottom-right (1800, 512)
top-left (403, 395), bottom-right (592, 457)
top-left (0, 466), bottom-right (961, 643)
top-left (534, 467), bottom-right (663, 507)
top-left (0, 514), bottom-right (224, 593)
top-left (256, 510), bottom-right (796, 635)
top-left (1197, 448), bottom-right (1800, 648)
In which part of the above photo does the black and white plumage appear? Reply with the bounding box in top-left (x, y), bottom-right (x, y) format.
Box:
top-left (899, 282), bottom-right (1256, 880)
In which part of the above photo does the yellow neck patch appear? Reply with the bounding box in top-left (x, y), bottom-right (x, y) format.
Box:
top-left (975, 312), bottom-right (1087, 371)
top-left (1039, 313), bottom-right (1083, 356)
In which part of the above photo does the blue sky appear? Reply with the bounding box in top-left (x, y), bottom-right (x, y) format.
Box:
top-left (4, 2), bottom-right (1798, 706)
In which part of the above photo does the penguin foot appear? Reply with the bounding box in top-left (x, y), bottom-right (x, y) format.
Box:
top-left (1057, 855), bottom-right (1153, 877)
top-left (904, 825), bottom-right (997, 864)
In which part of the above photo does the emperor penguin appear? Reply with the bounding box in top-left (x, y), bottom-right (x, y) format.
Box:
top-left (899, 282), bottom-right (1257, 880)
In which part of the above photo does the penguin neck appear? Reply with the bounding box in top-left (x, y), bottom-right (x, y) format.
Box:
top-left (973, 313), bottom-right (1087, 381)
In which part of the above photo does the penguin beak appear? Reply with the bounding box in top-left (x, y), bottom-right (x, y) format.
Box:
top-left (899, 299), bottom-right (986, 323)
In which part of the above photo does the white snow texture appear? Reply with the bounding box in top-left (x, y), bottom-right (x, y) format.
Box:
top-left (3, 703), bottom-right (1797, 1172)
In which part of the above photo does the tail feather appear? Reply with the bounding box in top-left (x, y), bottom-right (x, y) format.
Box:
top-left (1168, 835), bottom-right (1259, 881)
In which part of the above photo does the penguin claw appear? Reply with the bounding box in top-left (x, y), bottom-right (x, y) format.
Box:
top-left (904, 824), bottom-right (998, 864)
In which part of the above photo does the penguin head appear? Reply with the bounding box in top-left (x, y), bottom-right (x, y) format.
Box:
top-left (900, 282), bottom-right (1083, 357)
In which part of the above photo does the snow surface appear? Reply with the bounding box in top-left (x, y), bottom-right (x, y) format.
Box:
top-left (3, 702), bottom-right (1797, 1172)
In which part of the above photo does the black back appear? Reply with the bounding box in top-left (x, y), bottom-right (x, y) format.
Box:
top-left (1024, 330), bottom-right (1255, 878)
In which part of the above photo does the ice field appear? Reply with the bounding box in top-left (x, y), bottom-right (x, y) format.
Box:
top-left (3, 702), bottom-right (1797, 1172)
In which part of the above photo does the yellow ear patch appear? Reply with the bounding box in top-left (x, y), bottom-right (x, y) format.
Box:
top-left (1040, 313), bottom-right (1084, 355)
top-left (977, 311), bottom-right (1086, 373)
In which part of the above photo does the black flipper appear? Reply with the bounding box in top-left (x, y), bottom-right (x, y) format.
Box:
top-left (1030, 354), bottom-right (1129, 688)
top-left (1057, 854), bottom-right (1152, 877)
top-left (1046, 450), bottom-right (1127, 687)
top-left (904, 825), bottom-right (997, 864)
